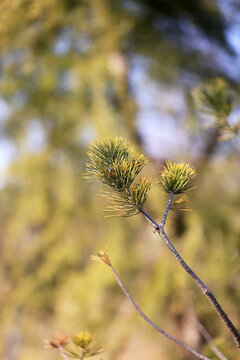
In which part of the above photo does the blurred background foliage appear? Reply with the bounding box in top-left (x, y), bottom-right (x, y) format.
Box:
top-left (0, 0), bottom-right (240, 359)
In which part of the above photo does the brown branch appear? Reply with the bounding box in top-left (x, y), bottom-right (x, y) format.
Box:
top-left (139, 204), bottom-right (240, 352)
top-left (195, 319), bottom-right (228, 360)
top-left (108, 263), bottom-right (210, 360)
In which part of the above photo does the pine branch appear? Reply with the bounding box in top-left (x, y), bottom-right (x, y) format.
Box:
top-left (139, 203), bottom-right (240, 352)
top-left (160, 191), bottom-right (173, 228)
top-left (195, 319), bottom-right (228, 360)
top-left (86, 137), bottom-right (240, 353)
top-left (192, 78), bottom-right (240, 140)
top-left (192, 78), bottom-right (236, 124)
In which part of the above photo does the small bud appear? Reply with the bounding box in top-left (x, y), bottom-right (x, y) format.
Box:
top-left (91, 249), bottom-right (111, 266)
top-left (44, 334), bottom-right (68, 350)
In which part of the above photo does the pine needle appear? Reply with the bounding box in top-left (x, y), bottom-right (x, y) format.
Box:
top-left (85, 138), bottom-right (152, 217)
top-left (158, 161), bottom-right (196, 195)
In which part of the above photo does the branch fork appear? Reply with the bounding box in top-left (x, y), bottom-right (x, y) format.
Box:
top-left (140, 193), bottom-right (240, 352)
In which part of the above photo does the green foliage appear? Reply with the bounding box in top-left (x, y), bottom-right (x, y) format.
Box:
top-left (86, 138), bottom-right (152, 217)
top-left (85, 138), bottom-right (147, 189)
top-left (192, 78), bottom-right (240, 139)
top-left (86, 139), bottom-right (198, 215)
top-left (158, 161), bottom-right (196, 195)
top-left (86, 139), bottom-right (198, 216)
top-left (192, 78), bottom-right (236, 121)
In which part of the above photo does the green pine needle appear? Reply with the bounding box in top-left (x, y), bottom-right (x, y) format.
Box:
top-left (131, 177), bottom-right (153, 209)
top-left (192, 78), bottom-right (237, 127)
top-left (85, 138), bottom-right (152, 217)
top-left (158, 161), bottom-right (196, 195)
top-left (170, 195), bottom-right (191, 211)
top-left (85, 137), bottom-right (147, 189)
top-left (102, 177), bottom-right (153, 217)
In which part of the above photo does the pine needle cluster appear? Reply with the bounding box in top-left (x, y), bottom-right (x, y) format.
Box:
top-left (86, 138), bottom-right (197, 215)
top-left (170, 195), bottom-right (190, 211)
top-left (85, 137), bottom-right (152, 217)
top-left (158, 161), bottom-right (196, 195)
top-left (192, 78), bottom-right (240, 139)
top-left (192, 78), bottom-right (236, 122)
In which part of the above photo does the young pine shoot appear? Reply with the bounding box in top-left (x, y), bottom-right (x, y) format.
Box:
top-left (44, 331), bottom-right (102, 360)
top-left (85, 137), bottom-right (152, 217)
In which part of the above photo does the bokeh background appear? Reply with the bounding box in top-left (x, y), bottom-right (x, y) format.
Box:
top-left (0, 1), bottom-right (240, 359)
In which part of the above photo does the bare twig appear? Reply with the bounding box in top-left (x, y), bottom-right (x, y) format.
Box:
top-left (195, 320), bottom-right (228, 360)
top-left (58, 346), bottom-right (71, 360)
top-left (160, 191), bottom-right (174, 228)
top-left (139, 202), bottom-right (240, 352)
top-left (109, 263), bottom-right (210, 360)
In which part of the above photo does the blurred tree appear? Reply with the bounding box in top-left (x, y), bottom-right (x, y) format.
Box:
top-left (0, 1), bottom-right (239, 360)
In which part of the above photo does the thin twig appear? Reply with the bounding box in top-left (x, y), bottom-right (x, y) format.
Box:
top-left (139, 204), bottom-right (240, 352)
top-left (58, 346), bottom-right (71, 360)
top-left (195, 319), bottom-right (228, 360)
top-left (80, 349), bottom-right (85, 360)
top-left (160, 191), bottom-right (174, 229)
top-left (109, 263), bottom-right (210, 360)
